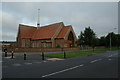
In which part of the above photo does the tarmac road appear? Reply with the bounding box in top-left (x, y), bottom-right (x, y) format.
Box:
top-left (2, 50), bottom-right (119, 78)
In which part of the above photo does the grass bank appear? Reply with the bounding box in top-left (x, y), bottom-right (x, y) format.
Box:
top-left (44, 47), bottom-right (119, 58)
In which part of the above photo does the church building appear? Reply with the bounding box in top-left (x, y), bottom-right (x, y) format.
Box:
top-left (16, 9), bottom-right (77, 48)
top-left (16, 22), bottom-right (77, 48)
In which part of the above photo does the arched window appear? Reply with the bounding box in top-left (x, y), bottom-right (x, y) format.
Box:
top-left (67, 31), bottom-right (75, 47)
top-left (68, 31), bottom-right (74, 44)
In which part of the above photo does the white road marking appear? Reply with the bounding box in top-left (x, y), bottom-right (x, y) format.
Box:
top-left (79, 64), bottom-right (84, 67)
top-left (24, 62), bottom-right (32, 65)
top-left (13, 63), bottom-right (21, 66)
top-left (42, 64), bottom-right (84, 78)
top-left (108, 55), bottom-right (112, 57)
top-left (43, 61), bottom-right (47, 62)
top-left (108, 59), bottom-right (112, 61)
top-left (47, 58), bottom-right (64, 61)
top-left (90, 59), bottom-right (102, 63)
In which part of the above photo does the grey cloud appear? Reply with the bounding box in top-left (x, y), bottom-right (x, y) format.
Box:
top-left (2, 11), bottom-right (19, 34)
top-left (1, 2), bottom-right (118, 41)
top-left (2, 32), bottom-right (16, 41)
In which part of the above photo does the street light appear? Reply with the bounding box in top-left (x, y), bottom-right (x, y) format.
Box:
top-left (109, 33), bottom-right (111, 50)
top-left (109, 28), bottom-right (117, 50)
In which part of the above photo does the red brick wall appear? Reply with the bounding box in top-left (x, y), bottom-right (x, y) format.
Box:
top-left (55, 39), bottom-right (65, 47)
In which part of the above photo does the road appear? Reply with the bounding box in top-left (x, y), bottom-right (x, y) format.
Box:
top-left (2, 50), bottom-right (119, 78)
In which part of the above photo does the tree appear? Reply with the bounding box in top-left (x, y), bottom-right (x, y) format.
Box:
top-left (78, 31), bottom-right (84, 46)
top-left (99, 32), bottom-right (120, 48)
top-left (91, 37), bottom-right (99, 51)
top-left (78, 27), bottom-right (120, 49)
top-left (105, 32), bottom-right (117, 47)
top-left (116, 34), bottom-right (120, 48)
top-left (99, 36), bottom-right (106, 46)
top-left (78, 26), bottom-right (97, 49)
top-left (83, 27), bottom-right (96, 46)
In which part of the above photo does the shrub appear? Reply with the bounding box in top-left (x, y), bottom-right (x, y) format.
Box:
top-left (56, 44), bottom-right (61, 48)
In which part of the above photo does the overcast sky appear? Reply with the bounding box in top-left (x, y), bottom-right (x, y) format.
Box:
top-left (1, 2), bottom-right (118, 41)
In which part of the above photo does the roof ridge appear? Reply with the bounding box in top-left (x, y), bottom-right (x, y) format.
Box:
top-left (51, 22), bottom-right (64, 39)
top-left (56, 26), bottom-right (71, 39)
top-left (19, 24), bottom-right (36, 28)
top-left (65, 25), bottom-right (72, 27)
top-left (19, 22), bottom-right (64, 28)
top-left (39, 22), bottom-right (64, 28)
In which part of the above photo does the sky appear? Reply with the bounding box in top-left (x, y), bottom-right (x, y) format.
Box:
top-left (0, 2), bottom-right (118, 41)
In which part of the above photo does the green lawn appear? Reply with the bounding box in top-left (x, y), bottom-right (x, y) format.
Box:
top-left (44, 47), bottom-right (119, 58)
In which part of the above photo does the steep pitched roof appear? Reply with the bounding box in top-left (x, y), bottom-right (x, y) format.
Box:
top-left (19, 24), bottom-right (36, 38)
top-left (56, 26), bottom-right (71, 38)
top-left (32, 23), bottom-right (62, 40)
top-left (18, 22), bottom-right (72, 40)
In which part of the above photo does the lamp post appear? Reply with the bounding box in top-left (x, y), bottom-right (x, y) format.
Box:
top-left (109, 33), bottom-right (111, 50)
top-left (109, 28), bottom-right (117, 50)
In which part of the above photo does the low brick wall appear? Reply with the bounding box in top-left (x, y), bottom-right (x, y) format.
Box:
top-left (6, 47), bottom-right (80, 52)
top-left (94, 46), bottom-right (106, 49)
top-left (3, 46), bottom-right (107, 52)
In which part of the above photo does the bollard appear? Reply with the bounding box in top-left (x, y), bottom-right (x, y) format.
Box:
top-left (5, 51), bottom-right (7, 57)
top-left (64, 51), bottom-right (66, 59)
top-left (24, 53), bottom-right (26, 60)
top-left (11, 51), bottom-right (14, 59)
top-left (42, 52), bottom-right (44, 60)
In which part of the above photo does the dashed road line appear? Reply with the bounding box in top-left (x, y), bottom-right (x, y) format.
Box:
top-left (24, 62), bottom-right (32, 65)
top-left (108, 59), bottom-right (112, 61)
top-left (90, 59), bottom-right (102, 63)
top-left (42, 64), bottom-right (84, 78)
top-left (108, 55), bottom-right (112, 57)
top-left (43, 61), bottom-right (47, 63)
top-left (12, 63), bottom-right (21, 66)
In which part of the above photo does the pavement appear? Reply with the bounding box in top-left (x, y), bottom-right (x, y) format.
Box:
top-left (1, 50), bottom-right (120, 78)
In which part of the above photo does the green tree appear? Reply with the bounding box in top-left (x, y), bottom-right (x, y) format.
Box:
top-left (99, 36), bottom-right (106, 46)
top-left (101, 32), bottom-right (120, 48)
top-left (78, 26), bottom-right (97, 48)
top-left (83, 26), bottom-right (96, 46)
top-left (91, 37), bottom-right (99, 50)
top-left (78, 31), bottom-right (84, 46)
top-left (116, 34), bottom-right (120, 48)
top-left (105, 32), bottom-right (116, 47)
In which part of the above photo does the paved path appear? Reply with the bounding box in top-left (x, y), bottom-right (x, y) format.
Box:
top-left (2, 50), bottom-right (119, 78)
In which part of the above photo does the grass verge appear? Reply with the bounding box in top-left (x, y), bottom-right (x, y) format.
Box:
top-left (44, 47), bottom-right (119, 58)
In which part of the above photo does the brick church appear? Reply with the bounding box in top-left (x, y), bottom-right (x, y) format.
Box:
top-left (16, 22), bottom-right (77, 48)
